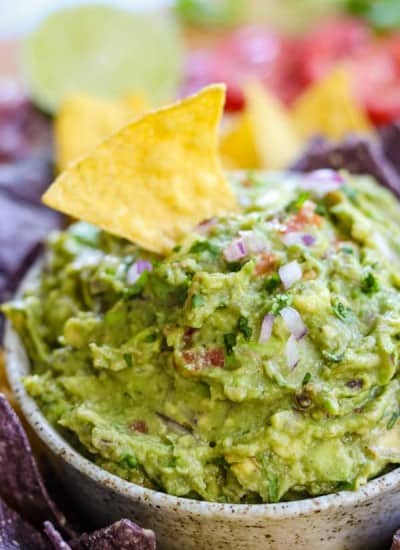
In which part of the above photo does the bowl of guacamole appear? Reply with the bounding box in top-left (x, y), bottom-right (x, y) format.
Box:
top-left (5, 170), bottom-right (400, 549)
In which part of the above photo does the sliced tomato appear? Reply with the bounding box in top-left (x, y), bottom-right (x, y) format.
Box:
top-left (181, 26), bottom-right (300, 111)
top-left (297, 17), bottom-right (371, 87)
top-left (353, 38), bottom-right (400, 126)
top-left (210, 26), bottom-right (288, 110)
top-left (363, 84), bottom-right (400, 126)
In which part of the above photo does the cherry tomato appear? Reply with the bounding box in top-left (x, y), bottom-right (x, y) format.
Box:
top-left (181, 26), bottom-right (300, 111)
top-left (353, 37), bottom-right (400, 125)
top-left (297, 17), bottom-right (370, 86)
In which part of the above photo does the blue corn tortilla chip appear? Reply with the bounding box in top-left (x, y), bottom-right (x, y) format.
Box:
top-left (291, 135), bottom-right (400, 198)
top-left (70, 519), bottom-right (156, 550)
top-left (379, 122), bottom-right (400, 175)
top-left (0, 395), bottom-right (156, 549)
top-left (0, 394), bottom-right (66, 531)
top-left (0, 497), bottom-right (50, 549)
top-left (0, 84), bottom-right (57, 337)
top-left (44, 522), bottom-right (72, 550)
top-left (0, 87), bottom-right (51, 163)
top-left (0, 190), bottom-right (62, 304)
top-left (0, 156), bottom-right (53, 206)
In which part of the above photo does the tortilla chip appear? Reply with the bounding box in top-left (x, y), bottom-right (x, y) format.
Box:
top-left (0, 394), bottom-right (67, 531)
top-left (379, 122), bottom-right (400, 175)
top-left (220, 82), bottom-right (301, 170)
top-left (244, 81), bottom-right (301, 169)
top-left (44, 522), bottom-right (71, 549)
top-left (55, 93), bottom-right (150, 171)
top-left (0, 157), bottom-right (54, 205)
top-left (69, 519), bottom-right (156, 550)
top-left (0, 190), bottom-right (63, 308)
top-left (292, 67), bottom-right (372, 140)
top-left (44, 85), bottom-right (237, 254)
top-left (291, 135), bottom-right (400, 198)
top-left (0, 498), bottom-right (49, 550)
top-left (219, 113), bottom-right (259, 170)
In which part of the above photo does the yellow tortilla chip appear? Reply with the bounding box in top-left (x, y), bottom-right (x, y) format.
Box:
top-left (219, 113), bottom-right (259, 169)
top-left (55, 93), bottom-right (150, 171)
top-left (43, 85), bottom-right (237, 254)
top-left (244, 81), bottom-right (301, 169)
top-left (219, 82), bottom-right (301, 170)
top-left (292, 67), bottom-right (372, 140)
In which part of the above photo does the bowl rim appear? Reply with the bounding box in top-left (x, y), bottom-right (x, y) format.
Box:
top-left (4, 260), bottom-right (400, 521)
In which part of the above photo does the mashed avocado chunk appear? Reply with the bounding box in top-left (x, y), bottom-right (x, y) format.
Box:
top-left (5, 171), bottom-right (400, 503)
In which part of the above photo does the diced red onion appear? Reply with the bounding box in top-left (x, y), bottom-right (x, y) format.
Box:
top-left (194, 217), bottom-right (217, 236)
top-left (126, 259), bottom-right (152, 284)
top-left (239, 230), bottom-right (268, 254)
top-left (286, 334), bottom-right (299, 369)
top-left (259, 314), bottom-right (274, 343)
top-left (278, 260), bottom-right (302, 289)
top-left (280, 306), bottom-right (307, 340)
top-left (302, 234), bottom-right (315, 246)
top-left (223, 238), bottom-right (247, 262)
top-left (300, 169), bottom-right (344, 197)
top-left (282, 232), bottom-right (315, 247)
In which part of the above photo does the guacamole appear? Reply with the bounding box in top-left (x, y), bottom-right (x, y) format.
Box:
top-left (6, 171), bottom-right (400, 504)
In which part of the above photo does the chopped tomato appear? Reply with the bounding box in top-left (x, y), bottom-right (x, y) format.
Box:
top-left (255, 253), bottom-right (277, 276)
top-left (129, 420), bottom-right (148, 433)
top-left (182, 348), bottom-right (225, 369)
top-left (353, 37), bottom-right (400, 126)
top-left (181, 26), bottom-right (302, 111)
top-left (297, 17), bottom-right (370, 87)
top-left (284, 201), bottom-right (323, 233)
top-left (181, 16), bottom-right (400, 124)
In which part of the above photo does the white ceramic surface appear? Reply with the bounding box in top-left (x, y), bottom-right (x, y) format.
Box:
top-left (4, 264), bottom-right (400, 550)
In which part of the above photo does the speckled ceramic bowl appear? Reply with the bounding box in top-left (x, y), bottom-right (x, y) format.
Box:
top-left (4, 264), bottom-right (400, 550)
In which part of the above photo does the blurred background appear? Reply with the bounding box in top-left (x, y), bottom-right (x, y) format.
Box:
top-left (1, 0), bottom-right (400, 314)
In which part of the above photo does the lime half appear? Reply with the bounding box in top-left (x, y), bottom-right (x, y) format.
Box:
top-left (22, 4), bottom-right (184, 113)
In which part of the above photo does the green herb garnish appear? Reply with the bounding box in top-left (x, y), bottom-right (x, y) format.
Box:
top-left (322, 350), bottom-right (345, 363)
top-left (302, 372), bottom-right (311, 386)
top-left (120, 454), bottom-right (138, 468)
top-left (264, 273), bottom-right (280, 292)
top-left (271, 294), bottom-right (291, 315)
top-left (238, 316), bottom-right (252, 340)
top-left (387, 411), bottom-right (400, 430)
top-left (268, 475), bottom-right (280, 503)
top-left (123, 353), bottom-right (132, 367)
top-left (175, 284), bottom-right (189, 306)
top-left (286, 191), bottom-right (310, 213)
top-left (342, 184), bottom-right (358, 204)
top-left (315, 203), bottom-right (328, 216)
top-left (189, 240), bottom-right (219, 257)
top-left (341, 246), bottom-right (354, 255)
top-left (224, 333), bottom-right (236, 355)
top-left (332, 298), bottom-right (353, 322)
top-left (226, 261), bottom-right (243, 272)
top-left (361, 272), bottom-right (379, 295)
top-left (124, 270), bottom-right (149, 298)
top-left (192, 294), bottom-right (205, 308)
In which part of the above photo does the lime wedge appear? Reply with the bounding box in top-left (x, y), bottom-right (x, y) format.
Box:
top-left (22, 4), bottom-right (184, 113)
